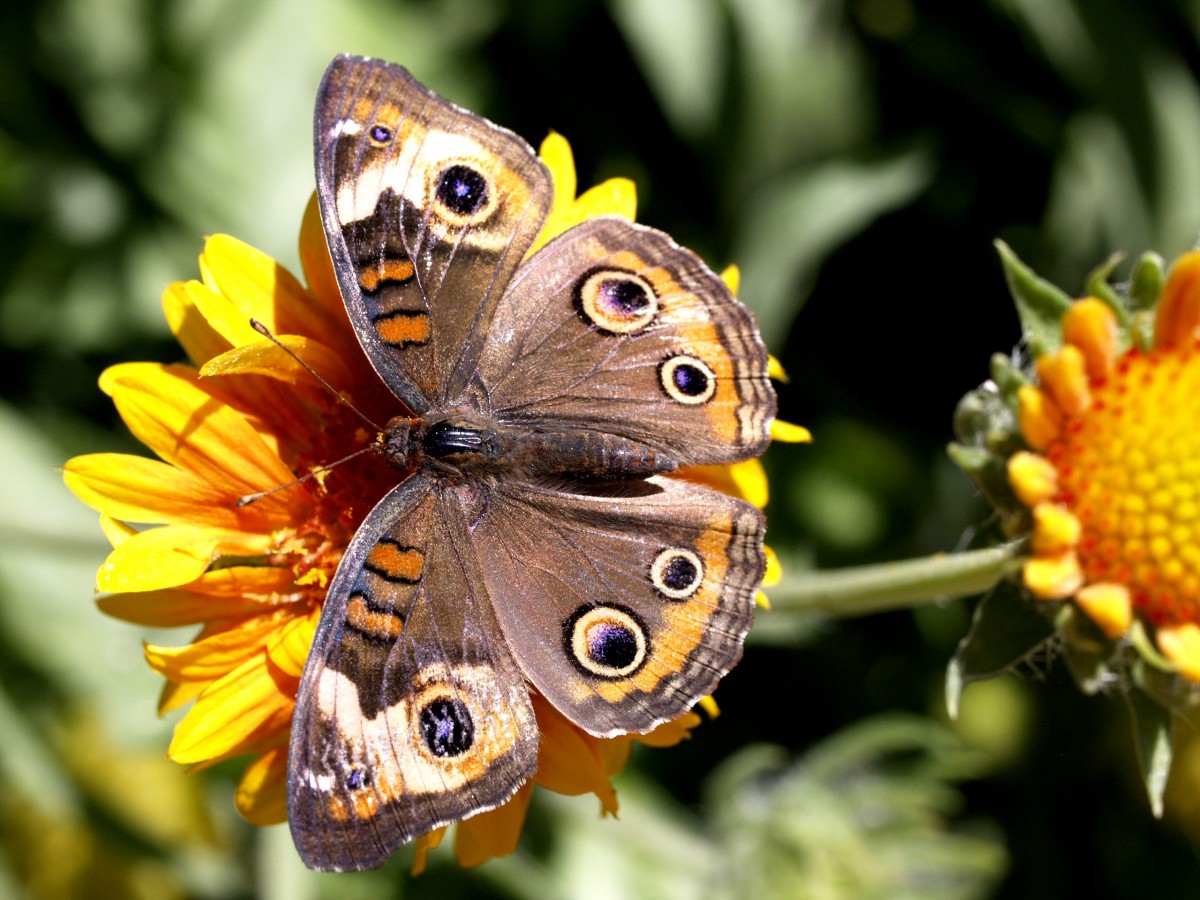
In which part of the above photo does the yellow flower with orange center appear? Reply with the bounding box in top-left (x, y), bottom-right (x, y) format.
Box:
top-left (1005, 251), bottom-right (1200, 682)
top-left (64, 132), bottom-right (805, 870)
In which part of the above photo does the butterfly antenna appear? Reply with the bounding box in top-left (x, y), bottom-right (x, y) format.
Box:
top-left (236, 445), bottom-right (378, 507)
top-left (248, 318), bottom-right (383, 433)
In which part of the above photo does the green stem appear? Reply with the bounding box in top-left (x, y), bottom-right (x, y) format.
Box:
top-left (767, 542), bottom-right (1022, 617)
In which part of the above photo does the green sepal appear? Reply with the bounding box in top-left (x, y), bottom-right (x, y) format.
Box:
top-left (1123, 682), bottom-right (1173, 818)
top-left (1128, 251), bottom-right (1165, 313)
top-left (994, 240), bottom-right (1073, 357)
top-left (1055, 604), bottom-right (1115, 694)
top-left (1084, 252), bottom-right (1131, 327)
top-left (946, 580), bottom-right (1055, 718)
top-left (988, 352), bottom-right (1028, 404)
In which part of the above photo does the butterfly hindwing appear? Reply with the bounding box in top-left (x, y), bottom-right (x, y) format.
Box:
top-left (469, 476), bottom-right (765, 737)
top-left (478, 216), bottom-right (775, 466)
top-left (288, 474), bottom-right (537, 871)
top-left (315, 55), bottom-right (553, 411)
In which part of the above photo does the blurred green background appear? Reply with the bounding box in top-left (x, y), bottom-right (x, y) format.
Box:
top-left (4, 0), bottom-right (1200, 896)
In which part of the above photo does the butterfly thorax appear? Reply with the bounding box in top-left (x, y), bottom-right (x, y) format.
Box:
top-left (380, 414), bottom-right (676, 480)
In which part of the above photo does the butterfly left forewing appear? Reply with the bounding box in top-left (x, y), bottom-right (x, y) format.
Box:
top-left (315, 55), bottom-right (552, 411)
top-left (468, 476), bottom-right (764, 737)
top-left (288, 475), bottom-right (537, 871)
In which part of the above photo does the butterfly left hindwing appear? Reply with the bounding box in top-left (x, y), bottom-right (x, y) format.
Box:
top-left (288, 474), bottom-right (537, 872)
top-left (289, 53), bottom-right (777, 872)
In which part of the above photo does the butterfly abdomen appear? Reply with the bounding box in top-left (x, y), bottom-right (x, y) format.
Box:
top-left (416, 417), bottom-right (675, 478)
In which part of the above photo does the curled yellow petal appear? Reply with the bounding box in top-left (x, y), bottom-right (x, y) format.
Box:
top-left (1157, 622), bottom-right (1200, 682)
top-left (236, 746), bottom-right (289, 825)
top-left (1075, 583), bottom-right (1133, 639)
top-left (97, 525), bottom-right (273, 593)
top-left (454, 781), bottom-right (534, 868)
top-left (1154, 250), bottom-right (1200, 349)
top-left (1035, 344), bottom-right (1090, 418)
top-left (1031, 503), bottom-right (1082, 555)
top-left (1022, 551), bottom-right (1084, 600)
top-left (1062, 297), bottom-right (1119, 379)
top-left (1008, 451), bottom-right (1059, 507)
top-left (1016, 385), bottom-right (1062, 451)
top-left (771, 419), bottom-right (812, 443)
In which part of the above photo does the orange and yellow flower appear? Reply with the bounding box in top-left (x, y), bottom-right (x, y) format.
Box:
top-left (63, 133), bottom-right (802, 869)
top-left (1001, 251), bottom-right (1200, 682)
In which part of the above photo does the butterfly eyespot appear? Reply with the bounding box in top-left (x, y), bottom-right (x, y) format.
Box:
top-left (576, 268), bottom-right (658, 334)
top-left (418, 697), bottom-right (475, 757)
top-left (650, 548), bottom-right (704, 599)
top-left (659, 355), bottom-right (717, 404)
top-left (369, 124), bottom-right (392, 144)
top-left (434, 164), bottom-right (490, 217)
top-left (565, 605), bottom-right (649, 679)
top-left (346, 768), bottom-right (371, 791)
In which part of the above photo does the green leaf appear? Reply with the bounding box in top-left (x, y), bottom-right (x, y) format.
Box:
top-left (946, 580), bottom-right (1055, 718)
top-left (1123, 688), bottom-right (1173, 818)
top-left (994, 239), bottom-right (1073, 357)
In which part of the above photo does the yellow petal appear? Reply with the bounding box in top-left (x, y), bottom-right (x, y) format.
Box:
top-left (1035, 345), bottom-right (1090, 418)
top-left (1022, 551), bottom-right (1084, 600)
top-left (1154, 250), bottom-right (1200, 349)
top-left (266, 603), bottom-right (319, 678)
top-left (298, 193), bottom-right (346, 324)
top-left (101, 362), bottom-right (299, 511)
top-left (1075, 583), bottom-right (1133, 639)
top-left (635, 711), bottom-right (701, 748)
top-left (97, 525), bottom-right (273, 592)
top-left (574, 177), bottom-right (636, 222)
top-left (729, 458), bottom-right (769, 508)
top-left (145, 609), bottom-right (295, 683)
top-left (200, 234), bottom-right (346, 347)
top-left (168, 648), bottom-right (297, 764)
top-left (720, 264), bottom-right (740, 295)
top-left (763, 544), bottom-right (782, 587)
top-left (99, 514), bottom-right (136, 548)
top-left (1008, 451), bottom-right (1060, 507)
top-left (159, 678), bottom-right (209, 716)
top-left (538, 132), bottom-right (577, 212)
top-left (767, 355), bottom-right (790, 383)
top-left (1062, 297), bottom-right (1119, 380)
top-left (531, 696), bottom-right (614, 808)
top-left (236, 746), bottom-right (290, 825)
top-left (411, 827), bottom-right (448, 875)
top-left (454, 781), bottom-right (534, 868)
top-left (64, 453), bottom-right (252, 530)
top-left (1031, 502), bottom-right (1082, 555)
top-left (99, 588), bottom-right (289, 628)
top-left (1157, 622), bottom-right (1200, 682)
top-left (771, 419), bottom-right (812, 443)
top-left (199, 334), bottom-right (353, 389)
top-left (163, 281), bottom-right (232, 367)
top-left (1016, 385), bottom-right (1062, 450)
top-left (179, 278), bottom-right (265, 350)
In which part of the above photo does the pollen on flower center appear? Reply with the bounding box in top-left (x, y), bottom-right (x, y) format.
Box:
top-left (1049, 347), bottom-right (1200, 624)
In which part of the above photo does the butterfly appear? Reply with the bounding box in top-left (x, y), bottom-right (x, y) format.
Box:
top-left (286, 54), bottom-right (777, 871)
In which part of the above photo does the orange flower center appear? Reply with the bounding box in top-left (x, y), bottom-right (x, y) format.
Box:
top-left (1048, 347), bottom-right (1200, 624)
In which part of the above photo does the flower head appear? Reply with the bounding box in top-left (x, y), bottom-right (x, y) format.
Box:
top-left (952, 244), bottom-right (1200, 725)
top-left (65, 134), bottom-right (794, 869)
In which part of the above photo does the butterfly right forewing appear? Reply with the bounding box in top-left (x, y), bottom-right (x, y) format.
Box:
top-left (315, 55), bottom-right (553, 412)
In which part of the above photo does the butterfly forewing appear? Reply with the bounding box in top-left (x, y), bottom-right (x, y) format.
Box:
top-left (480, 216), bottom-right (775, 465)
top-left (315, 55), bottom-right (553, 411)
top-left (288, 475), bottom-right (537, 871)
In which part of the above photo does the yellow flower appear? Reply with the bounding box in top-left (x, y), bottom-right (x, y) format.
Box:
top-left (1004, 252), bottom-right (1200, 680)
top-left (64, 133), bottom-right (796, 870)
